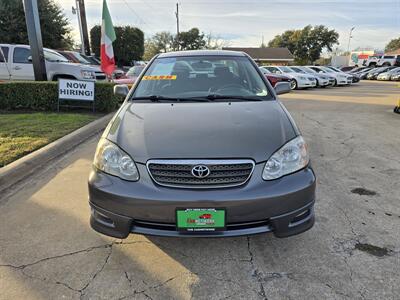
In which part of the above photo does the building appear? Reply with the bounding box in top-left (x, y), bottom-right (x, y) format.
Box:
top-left (222, 47), bottom-right (294, 65)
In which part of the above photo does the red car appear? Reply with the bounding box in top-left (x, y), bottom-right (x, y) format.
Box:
top-left (113, 65), bottom-right (145, 87)
top-left (260, 68), bottom-right (291, 87)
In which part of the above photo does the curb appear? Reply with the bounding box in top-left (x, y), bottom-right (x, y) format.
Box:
top-left (0, 112), bottom-right (114, 195)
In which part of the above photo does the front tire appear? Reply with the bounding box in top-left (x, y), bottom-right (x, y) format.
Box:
top-left (290, 79), bottom-right (297, 90)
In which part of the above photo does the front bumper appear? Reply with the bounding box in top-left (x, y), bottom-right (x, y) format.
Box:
top-left (88, 164), bottom-right (316, 238)
top-left (297, 79), bottom-right (316, 88)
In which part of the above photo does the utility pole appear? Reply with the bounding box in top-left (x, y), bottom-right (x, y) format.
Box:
top-left (175, 3), bottom-right (179, 51)
top-left (75, 0), bottom-right (91, 55)
top-left (23, 0), bottom-right (47, 81)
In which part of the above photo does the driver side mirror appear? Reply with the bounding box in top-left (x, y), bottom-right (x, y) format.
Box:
top-left (113, 84), bottom-right (129, 97)
top-left (274, 82), bottom-right (291, 95)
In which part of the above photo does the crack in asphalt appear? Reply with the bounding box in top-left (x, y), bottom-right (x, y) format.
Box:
top-left (246, 236), bottom-right (268, 300)
top-left (117, 273), bottom-right (189, 300)
top-left (0, 240), bottom-right (153, 298)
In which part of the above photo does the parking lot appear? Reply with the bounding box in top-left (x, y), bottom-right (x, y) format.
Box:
top-left (0, 81), bottom-right (399, 300)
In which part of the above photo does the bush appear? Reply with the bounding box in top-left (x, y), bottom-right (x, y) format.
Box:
top-left (0, 81), bottom-right (121, 112)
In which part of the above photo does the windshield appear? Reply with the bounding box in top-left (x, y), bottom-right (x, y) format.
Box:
top-left (279, 66), bottom-right (293, 73)
top-left (320, 66), bottom-right (334, 73)
top-left (127, 66), bottom-right (145, 77)
top-left (301, 67), bottom-right (316, 74)
top-left (44, 50), bottom-right (69, 62)
top-left (132, 56), bottom-right (271, 100)
top-left (72, 52), bottom-right (91, 64)
top-left (289, 67), bottom-right (305, 73)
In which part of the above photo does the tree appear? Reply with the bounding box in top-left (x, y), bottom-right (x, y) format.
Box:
top-left (0, 0), bottom-right (73, 49)
top-left (177, 28), bottom-right (206, 51)
top-left (385, 37), bottom-right (400, 52)
top-left (204, 33), bottom-right (230, 50)
top-left (90, 25), bottom-right (144, 66)
top-left (268, 25), bottom-right (339, 64)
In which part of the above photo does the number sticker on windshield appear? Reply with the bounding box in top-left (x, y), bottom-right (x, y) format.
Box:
top-left (142, 75), bottom-right (177, 80)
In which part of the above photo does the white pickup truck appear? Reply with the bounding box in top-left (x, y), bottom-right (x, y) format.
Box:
top-left (0, 44), bottom-right (106, 81)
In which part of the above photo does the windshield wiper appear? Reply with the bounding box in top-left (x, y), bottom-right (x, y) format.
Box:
top-left (131, 95), bottom-right (211, 102)
top-left (131, 95), bottom-right (179, 102)
top-left (193, 94), bottom-right (264, 101)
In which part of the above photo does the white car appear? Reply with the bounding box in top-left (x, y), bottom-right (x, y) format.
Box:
top-left (261, 66), bottom-right (316, 90)
top-left (307, 66), bottom-right (351, 86)
top-left (377, 55), bottom-right (400, 67)
top-left (289, 66), bottom-right (331, 87)
top-left (363, 55), bottom-right (382, 67)
top-left (0, 44), bottom-right (106, 81)
top-left (377, 67), bottom-right (400, 81)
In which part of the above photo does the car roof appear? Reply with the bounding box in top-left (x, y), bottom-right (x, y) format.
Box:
top-left (157, 50), bottom-right (247, 58)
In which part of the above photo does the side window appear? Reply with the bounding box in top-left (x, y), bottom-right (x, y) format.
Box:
top-left (266, 67), bottom-right (277, 73)
top-left (13, 47), bottom-right (32, 64)
top-left (0, 46), bottom-right (9, 62)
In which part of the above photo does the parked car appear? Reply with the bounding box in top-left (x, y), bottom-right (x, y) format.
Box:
top-left (363, 55), bottom-right (382, 67)
top-left (326, 66), bottom-right (359, 83)
top-left (366, 66), bottom-right (397, 80)
top-left (340, 66), bottom-right (356, 72)
top-left (288, 66), bottom-right (331, 87)
top-left (297, 66), bottom-right (336, 86)
top-left (89, 50), bottom-right (315, 239)
top-left (113, 65), bottom-right (146, 87)
top-left (259, 67), bottom-right (291, 87)
top-left (391, 72), bottom-right (400, 81)
top-left (0, 44), bottom-right (105, 81)
top-left (377, 55), bottom-right (400, 67)
top-left (377, 67), bottom-right (400, 81)
top-left (347, 66), bottom-right (370, 74)
top-left (261, 66), bottom-right (316, 90)
top-left (307, 66), bottom-right (351, 86)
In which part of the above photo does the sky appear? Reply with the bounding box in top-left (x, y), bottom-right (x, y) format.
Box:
top-left (56, 0), bottom-right (400, 52)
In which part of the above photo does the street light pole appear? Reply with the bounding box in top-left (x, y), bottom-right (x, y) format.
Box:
top-left (23, 0), bottom-right (47, 81)
top-left (347, 27), bottom-right (355, 54)
top-left (175, 3), bottom-right (179, 51)
top-left (77, 0), bottom-right (91, 56)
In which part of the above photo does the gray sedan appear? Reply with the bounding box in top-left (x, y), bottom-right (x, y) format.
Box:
top-left (88, 50), bottom-right (316, 238)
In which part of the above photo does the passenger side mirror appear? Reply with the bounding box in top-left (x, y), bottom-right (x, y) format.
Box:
top-left (113, 84), bottom-right (129, 97)
top-left (274, 82), bottom-right (291, 95)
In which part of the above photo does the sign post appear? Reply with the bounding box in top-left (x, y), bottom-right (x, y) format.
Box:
top-left (58, 79), bottom-right (95, 112)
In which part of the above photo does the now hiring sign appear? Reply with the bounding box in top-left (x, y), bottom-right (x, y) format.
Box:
top-left (58, 79), bottom-right (95, 101)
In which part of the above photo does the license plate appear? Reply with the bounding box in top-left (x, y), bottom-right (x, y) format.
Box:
top-left (176, 208), bottom-right (225, 232)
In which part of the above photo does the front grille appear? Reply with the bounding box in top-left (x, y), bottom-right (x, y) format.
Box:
top-left (147, 159), bottom-right (255, 188)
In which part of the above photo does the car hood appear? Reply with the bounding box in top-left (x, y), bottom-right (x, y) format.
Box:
top-left (106, 101), bottom-right (297, 164)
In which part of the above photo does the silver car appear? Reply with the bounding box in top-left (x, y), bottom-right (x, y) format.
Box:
top-left (89, 50), bottom-right (316, 238)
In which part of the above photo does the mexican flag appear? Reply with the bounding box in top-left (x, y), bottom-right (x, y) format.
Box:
top-left (100, 0), bottom-right (116, 75)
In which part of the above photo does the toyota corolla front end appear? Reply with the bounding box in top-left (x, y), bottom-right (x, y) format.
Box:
top-left (88, 50), bottom-right (316, 238)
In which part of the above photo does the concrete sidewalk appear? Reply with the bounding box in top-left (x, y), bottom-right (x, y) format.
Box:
top-left (0, 82), bottom-right (399, 299)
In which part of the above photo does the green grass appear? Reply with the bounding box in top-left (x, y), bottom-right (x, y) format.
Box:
top-left (0, 112), bottom-right (99, 167)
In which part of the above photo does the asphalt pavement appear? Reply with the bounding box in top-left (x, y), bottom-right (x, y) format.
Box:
top-left (1, 81), bottom-right (399, 300)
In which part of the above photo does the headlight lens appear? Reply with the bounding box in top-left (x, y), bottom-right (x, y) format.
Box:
top-left (81, 70), bottom-right (95, 79)
top-left (299, 76), bottom-right (306, 80)
top-left (93, 138), bottom-right (139, 181)
top-left (262, 136), bottom-right (309, 180)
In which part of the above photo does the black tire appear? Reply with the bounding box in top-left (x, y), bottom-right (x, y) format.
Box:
top-left (368, 63), bottom-right (376, 67)
top-left (333, 79), bottom-right (337, 86)
top-left (290, 79), bottom-right (297, 90)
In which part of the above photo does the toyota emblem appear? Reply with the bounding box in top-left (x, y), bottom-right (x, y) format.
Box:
top-left (191, 165), bottom-right (210, 178)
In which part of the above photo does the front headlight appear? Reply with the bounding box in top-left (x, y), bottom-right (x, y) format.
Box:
top-left (299, 76), bottom-right (306, 80)
top-left (93, 138), bottom-right (139, 181)
top-left (262, 136), bottom-right (309, 180)
top-left (81, 70), bottom-right (95, 79)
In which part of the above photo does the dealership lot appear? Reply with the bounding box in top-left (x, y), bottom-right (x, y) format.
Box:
top-left (0, 81), bottom-right (399, 299)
